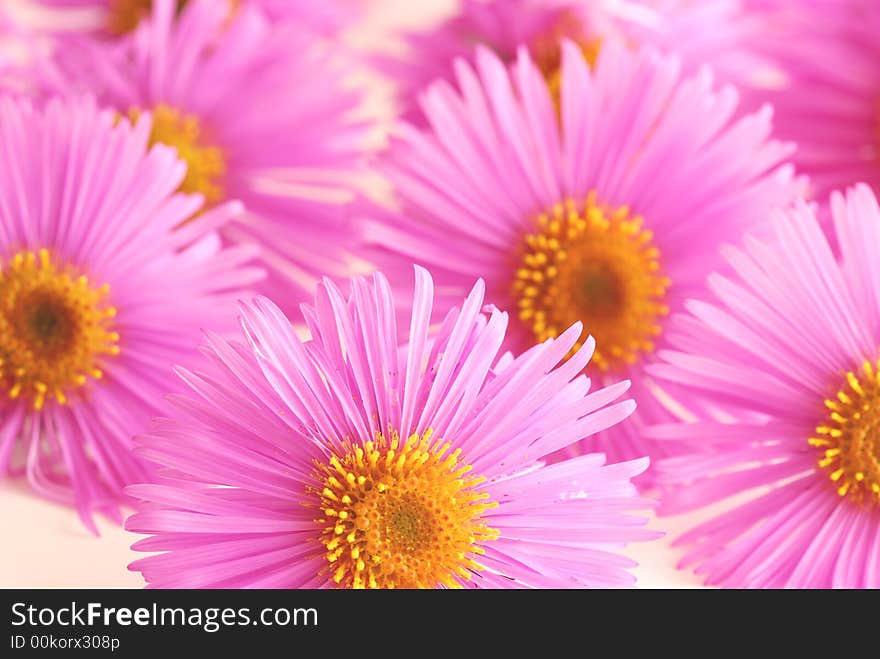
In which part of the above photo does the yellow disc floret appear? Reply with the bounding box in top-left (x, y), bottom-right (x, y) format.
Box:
top-left (129, 104), bottom-right (227, 209)
top-left (512, 193), bottom-right (670, 372)
top-left (314, 429), bottom-right (499, 589)
top-left (0, 249), bottom-right (119, 410)
top-left (810, 357), bottom-right (880, 505)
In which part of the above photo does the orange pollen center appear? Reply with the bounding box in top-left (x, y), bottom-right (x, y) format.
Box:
top-left (0, 249), bottom-right (119, 410)
top-left (810, 358), bottom-right (880, 504)
top-left (314, 429), bottom-right (499, 589)
top-left (512, 193), bottom-right (670, 373)
top-left (107, 0), bottom-right (241, 35)
top-left (107, 0), bottom-right (185, 35)
top-left (128, 104), bottom-right (227, 210)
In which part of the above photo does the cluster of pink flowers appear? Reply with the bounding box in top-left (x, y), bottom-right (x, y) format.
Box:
top-left (1, 0), bottom-right (879, 589)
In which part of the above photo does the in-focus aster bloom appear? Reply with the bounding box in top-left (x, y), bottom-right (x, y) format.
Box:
top-left (757, 0), bottom-right (880, 200)
top-left (34, 0), bottom-right (360, 37)
top-left (0, 95), bottom-right (261, 531)
top-left (357, 43), bottom-right (801, 475)
top-left (648, 184), bottom-right (880, 588)
top-left (378, 0), bottom-right (778, 123)
top-left (41, 0), bottom-right (367, 311)
top-left (126, 268), bottom-right (659, 588)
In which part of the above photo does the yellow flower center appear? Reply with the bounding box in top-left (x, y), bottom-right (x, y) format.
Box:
top-left (0, 249), bottom-right (119, 410)
top-left (107, 0), bottom-right (187, 35)
top-left (128, 105), bottom-right (227, 209)
top-left (314, 429), bottom-right (499, 589)
top-left (810, 358), bottom-right (880, 504)
top-left (512, 193), bottom-right (670, 373)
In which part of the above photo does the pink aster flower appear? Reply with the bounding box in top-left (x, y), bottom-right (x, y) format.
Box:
top-left (34, 0), bottom-right (360, 37)
top-left (0, 95), bottom-right (261, 532)
top-left (356, 43), bottom-right (801, 478)
top-left (756, 0), bottom-right (880, 200)
top-left (648, 184), bottom-right (880, 588)
top-left (126, 268), bottom-right (659, 589)
top-left (40, 0), bottom-right (367, 312)
top-left (378, 0), bottom-right (778, 123)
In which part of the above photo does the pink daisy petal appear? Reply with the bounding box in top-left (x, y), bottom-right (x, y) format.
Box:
top-left (39, 0), bottom-right (369, 313)
top-left (126, 267), bottom-right (658, 588)
top-left (0, 95), bottom-right (260, 530)
top-left (357, 42), bottom-right (802, 482)
top-left (651, 184), bottom-right (880, 588)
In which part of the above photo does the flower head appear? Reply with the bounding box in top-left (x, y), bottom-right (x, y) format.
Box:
top-left (126, 268), bottom-right (658, 588)
top-left (41, 0), bottom-right (368, 311)
top-left (358, 43), bottom-right (801, 474)
top-left (378, 0), bottom-right (778, 123)
top-left (0, 95), bottom-right (261, 531)
top-left (648, 184), bottom-right (880, 588)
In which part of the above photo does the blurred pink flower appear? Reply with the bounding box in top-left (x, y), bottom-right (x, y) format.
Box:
top-left (34, 0), bottom-right (360, 37)
top-left (126, 268), bottom-right (659, 588)
top-left (649, 184), bottom-right (880, 588)
top-left (41, 0), bottom-right (368, 312)
top-left (377, 0), bottom-right (779, 124)
top-left (758, 0), bottom-right (880, 200)
top-left (0, 95), bottom-right (261, 532)
top-left (356, 42), bottom-right (802, 480)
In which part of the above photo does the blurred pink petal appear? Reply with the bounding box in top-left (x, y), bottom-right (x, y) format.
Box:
top-left (0, 95), bottom-right (261, 531)
top-left (377, 0), bottom-right (781, 124)
top-left (41, 0), bottom-right (370, 312)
